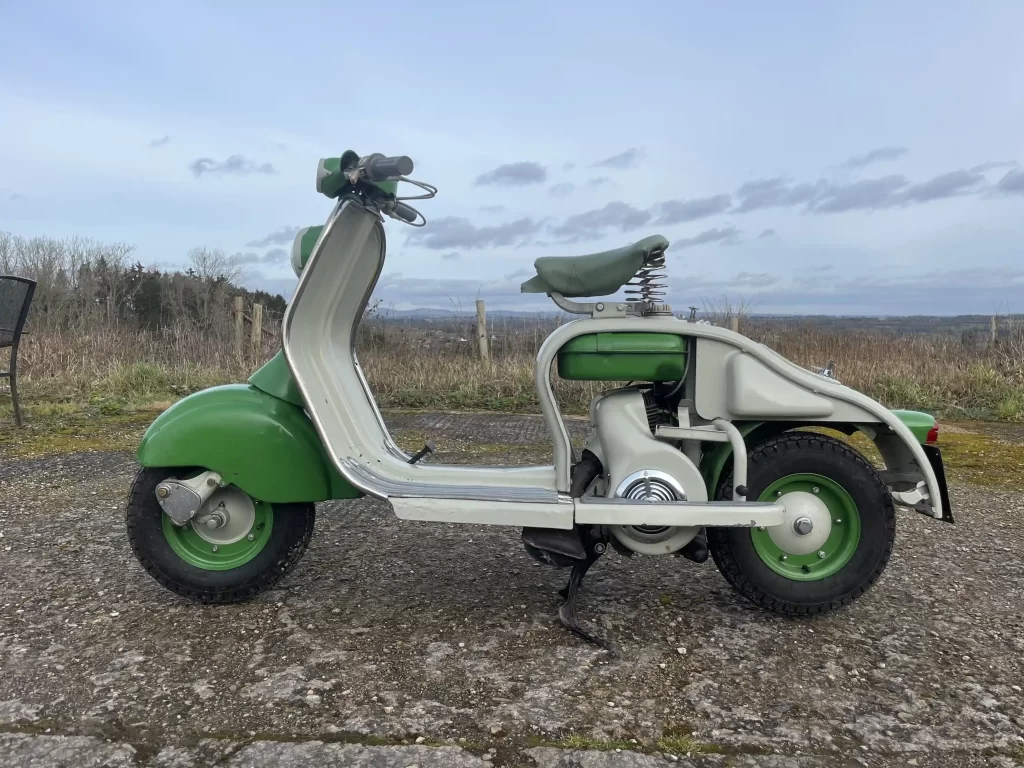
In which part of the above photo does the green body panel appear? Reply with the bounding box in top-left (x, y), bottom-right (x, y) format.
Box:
top-left (249, 350), bottom-right (305, 406)
top-left (557, 332), bottom-right (686, 382)
top-left (136, 384), bottom-right (361, 503)
top-left (291, 226), bottom-right (324, 276)
top-left (888, 409), bottom-right (936, 443)
top-left (521, 235), bottom-right (669, 297)
top-left (699, 410), bottom-right (937, 498)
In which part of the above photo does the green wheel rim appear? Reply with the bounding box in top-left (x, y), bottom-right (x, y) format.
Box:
top-left (162, 496), bottom-right (273, 571)
top-left (751, 473), bottom-right (861, 582)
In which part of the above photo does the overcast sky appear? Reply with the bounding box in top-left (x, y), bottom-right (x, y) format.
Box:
top-left (2, 1), bottom-right (1023, 315)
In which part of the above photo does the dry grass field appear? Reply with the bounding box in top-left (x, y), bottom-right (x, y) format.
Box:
top-left (4, 312), bottom-right (1023, 425)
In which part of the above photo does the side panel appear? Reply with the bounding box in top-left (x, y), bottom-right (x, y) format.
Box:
top-left (136, 384), bottom-right (361, 503)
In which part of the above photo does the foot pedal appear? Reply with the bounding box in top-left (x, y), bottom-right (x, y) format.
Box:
top-left (522, 527), bottom-right (586, 561)
top-left (408, 440), bottom-right (436, 465)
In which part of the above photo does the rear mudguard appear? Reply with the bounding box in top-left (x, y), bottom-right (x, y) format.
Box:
top-left (136, 383), bottom-right (362, 504)
top-left (700, 410), bottom-right (938, 508)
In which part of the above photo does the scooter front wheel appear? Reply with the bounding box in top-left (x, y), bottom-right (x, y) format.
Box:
top-left (126, 468), bottom-right (315, 603)
top-left (707, 432), bottom-right (895, 615)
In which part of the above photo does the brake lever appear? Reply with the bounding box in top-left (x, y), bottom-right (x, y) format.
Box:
top-left (394, 177), bottom-right (438, 201)
top-left (382, 200), bottom-right (427, 227)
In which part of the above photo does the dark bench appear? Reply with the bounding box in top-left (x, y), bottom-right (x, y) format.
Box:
top-left (1, 276), bottom-right (36, 427)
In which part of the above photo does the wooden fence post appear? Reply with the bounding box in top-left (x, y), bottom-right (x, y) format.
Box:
top-left (991, 315), bottom-right (998, 347)
top-left (251, 302), bottom-right (263, 355)
top-left (729, 316), bottom-right (740, 334)
top-left (234, 296), bottom-right (244, 360)
top-left (476, 299), bottom-right (489, 361)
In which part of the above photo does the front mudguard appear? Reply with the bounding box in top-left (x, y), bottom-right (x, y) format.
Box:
top-left (136, 384), bottom-right (361, 503)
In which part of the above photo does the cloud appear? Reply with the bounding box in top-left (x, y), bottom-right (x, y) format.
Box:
top-left (231, 247), bottom-right (289, 266)
top-left (591, 147), bottom-right (644, 169)
top-left (652, 194), bottom-right (732, 225)
top-left (733, 177), bottom-right (821, 213)
top-left (994, 168), bottom-right (1024, 196)
top-left (549, 182), bottom-right (574, 198)
top-left (148, 135), bottom-right (172, 148)
top-left (563, 162), bottom-right (576, 171)
top-left (757, 228), bottom-right (777, 239)
top-left (405, 216), bottom-right (542, 250)
top-left (473, 161), bottom-right (547, 187)
top-left (734, 164), bottom-right (1000, 215)
top-left (587, 177), bottom-right (613, 188)
top-left (479, 204), bottom-right (506, 214)
top-left (190, 155), bottom-right (277, 177)
top-left (732, 271), bottom-right (779, 287)
top-left (673, 226), bottom-right (740, 250)
top-left (840, 146), bottom-right (908, 170)
top-left (246, 226), bottom-right (300, 248)
top-left (550, 201), bottom-right (651, 241)
top-left (504, 267), bottom-right (531, 280)
top-left (808, 175), bottom-right (910, 213)
top-left (971, 160), bottom-right (1018, 174)
top-left (895, 168), bottom-right (986, 204)
top-left (441, 251), bottom-right (461, 261)
top-left (8, 193), bottom-right (22, 201)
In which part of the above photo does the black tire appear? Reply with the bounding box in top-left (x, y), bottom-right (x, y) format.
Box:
top-left (126, 467), bottom-right (316, 603)
top-left (707, 432), bottom-right (895, 615)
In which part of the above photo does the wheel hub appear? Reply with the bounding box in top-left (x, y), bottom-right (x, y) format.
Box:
top-left (750, 473), bottom-right (863, 582)
top-left (189, 487), bottom-right (256, 546)
top-left (769, 491), bottom-right (831, 555)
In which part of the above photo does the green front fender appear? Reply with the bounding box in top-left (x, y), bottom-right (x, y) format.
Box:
top-left (136, 384), bottom-right (361, 503)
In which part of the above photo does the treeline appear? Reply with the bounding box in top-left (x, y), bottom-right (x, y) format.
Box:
top-left (0, 231), bottom-right (286, 333)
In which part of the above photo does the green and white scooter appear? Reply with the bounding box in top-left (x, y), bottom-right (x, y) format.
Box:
top-left (126, 151), bottom-right (952, 649)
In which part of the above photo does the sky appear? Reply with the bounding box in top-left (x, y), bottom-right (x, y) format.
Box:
top-left (2, 1), bottom-right (1023, 315)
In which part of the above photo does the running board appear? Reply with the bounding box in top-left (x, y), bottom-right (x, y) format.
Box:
top-left (574, 498), bottom-right (785, 527)
top-left (390, 495), bottom-right (785, 529)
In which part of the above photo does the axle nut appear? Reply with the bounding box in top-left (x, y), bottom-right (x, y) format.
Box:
top-left (793, 517), bottom-right (814, 536)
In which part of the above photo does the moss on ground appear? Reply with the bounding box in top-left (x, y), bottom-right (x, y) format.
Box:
top-left (0, 400), bottom-right (161, 457)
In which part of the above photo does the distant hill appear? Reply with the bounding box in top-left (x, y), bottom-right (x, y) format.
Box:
top-left (371, 308), bottom-right (1024, 337)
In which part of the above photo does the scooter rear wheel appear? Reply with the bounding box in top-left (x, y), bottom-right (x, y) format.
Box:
top-left (126, 467), bottom-right (315, 603)
top-left (707, 432), bottom-right (895, 615)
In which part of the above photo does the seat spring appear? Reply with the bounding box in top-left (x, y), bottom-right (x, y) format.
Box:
top-left (624, 247), bottom-right (668, 304)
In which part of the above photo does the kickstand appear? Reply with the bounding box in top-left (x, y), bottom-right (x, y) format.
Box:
top-left (557, 543), bottom-right (618, 655)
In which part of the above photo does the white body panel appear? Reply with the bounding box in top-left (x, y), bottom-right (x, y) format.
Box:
top-left (283, 199), bottom-right (945, 524)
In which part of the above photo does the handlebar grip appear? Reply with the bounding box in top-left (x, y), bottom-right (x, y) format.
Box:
top-left (364, 154), bottom-right (414, 182)
top-left (391, 202), bottom-right (419, 223)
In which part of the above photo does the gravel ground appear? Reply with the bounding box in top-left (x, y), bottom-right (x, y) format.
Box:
top-left (0, 411), bottom-right (1022, 768)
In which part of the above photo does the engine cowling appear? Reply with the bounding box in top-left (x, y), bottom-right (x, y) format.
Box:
top-left (583, 389), bottom-right (706, 555)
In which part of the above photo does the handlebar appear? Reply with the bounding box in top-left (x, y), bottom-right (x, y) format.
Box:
top-left (390, 201), bottom-right (420, 223)
top-left (363, 153), bottom-right (414, 182)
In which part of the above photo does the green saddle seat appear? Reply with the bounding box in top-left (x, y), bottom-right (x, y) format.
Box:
top-left (520, 235), bottom-right (669, 298)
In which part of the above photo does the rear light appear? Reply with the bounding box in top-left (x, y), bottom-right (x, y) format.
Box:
top-left (926, 424), bottom-right (939, 444)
